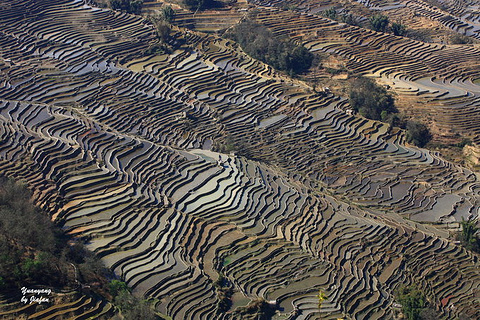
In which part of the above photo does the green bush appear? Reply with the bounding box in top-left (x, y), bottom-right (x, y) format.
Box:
top-left (349, 77), bottom-right (396, 120)
top-left (320, 8), bottom-right (357, 26)
top-left (340, 12), bottom-right (357, 26)
top-left (161, 5), bottom-right (175, 22)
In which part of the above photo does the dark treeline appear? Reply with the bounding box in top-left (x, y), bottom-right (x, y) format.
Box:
top-left (0, 176), bottom-right (160, 319)
top-left (0, 176), bottom-right (105, 290)
top-left (225, 19), bottom-right (314, 76)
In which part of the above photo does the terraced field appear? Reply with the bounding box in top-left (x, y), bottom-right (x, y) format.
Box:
top-left (249, 1), bottom-right (480, 146)
top-left (0, 0), bottom-right (479, 319)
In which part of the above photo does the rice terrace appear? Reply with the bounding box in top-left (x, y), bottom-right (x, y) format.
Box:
top-left (0, 0), bottom-right (479, 319)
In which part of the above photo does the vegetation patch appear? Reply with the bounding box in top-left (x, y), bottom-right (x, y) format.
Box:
top-left (0, 176), bottom-right (105, 290)
top-left (349, 77), bottom-right (396, 121)
top-left (320, 7), bottom-right (358, 26)
top-left (0, 176), bottom-right (159, 318)
top-left (225, 19), bottom-right (314, 76)
top-left (109, 280), bottom-right (157, 320)
top-left (457, 218), bottom-right (480, 253)
top-left (109, 0), bottom-right (143, 14)
top-left (214, 273), bottom-right (233, 314)
top-left (405, 120), bottom-right (432, 148)
top-left (349, 77), bottom-right (432, 147)
top-left (395, 285), bottom-right (439, 320)
top-left (232, 298), bottom-right (277, 320)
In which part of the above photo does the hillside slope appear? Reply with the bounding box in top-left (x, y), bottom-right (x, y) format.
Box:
top-left (0, 0), bottom-right (478, 319)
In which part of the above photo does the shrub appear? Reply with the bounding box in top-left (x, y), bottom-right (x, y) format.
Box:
top-left (234, 298), bottom-right (276, 320)
top-left (320, 8), bottom-right (357, 25)
top-left (214, 273), bottom-right (233, 313)
top-left (161, 5), bottom-right (175, 23)
top-left (449, 34), bottom-right (473, 44)
top-left (340, 12), bottom-right (357, 26)
top-left (114, 288), bottom-right (156, 320)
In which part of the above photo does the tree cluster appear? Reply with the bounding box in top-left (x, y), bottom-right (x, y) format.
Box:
top-left (369, 14), bottom-right (390, 32)
top-left (321, 8), bottom-right (358, 26)
top-left (144, 7), bottom-right (177, 55)
top-left (395, 286), bottom-right (439, 320)
top-left (0, 177), bottom-right (60, 288)
top-left (0, 176), bottom-right (107, 292)
top-left (214, 273), bottom-right (233, 313)
top-left (109, 0), bottom-right (143, 14)
top-left (369, 14), bottom-right (407, 36)
top-left (109, 280), bottom-right (157, 320)
top-left (349, 77), bottom-right (432, 147)
top-left (349, 77), bottom-right (396, 121)
top-left (226, 19), bottom-right (314, 76)
top-left (458, 218), bottom-right (480, 253)
top-left (405, 120), bottom-right (432, 148)
top-left (233, 298), bottom-right (276, 320)
top-left (449, 33), bottom-right (474, 45)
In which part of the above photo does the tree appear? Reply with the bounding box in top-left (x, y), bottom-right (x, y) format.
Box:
top-left (340, 12), bottom-right (357, 26)
top-left (406, 121), bottom-right (432, 147)
top-left (370, 14), bottom-right (390, 32)
top-left (214, 273), bottom-right (233, 313)
top-left (114, 289), bottom-right (156, 320)
top-left (233, 298), bottom-right (276, 320)
top-left (349, 77), bottom-right (396, 120)
top-left (396, 285), bottom-right (426, 320)
top-left (109, 279), bottom-right (130, 298)
top-left (459, 217), bottom-right (480, 252)
top-left (391, 22), bottom-right (407, 36)
top-left (317, 289), bottom-right (327, 309)
top-left (449, 34), bottom-right (473, 44)
top-left (160, 5), bottom-right (175, 23)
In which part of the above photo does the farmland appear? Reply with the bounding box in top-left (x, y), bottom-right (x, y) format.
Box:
top-left (0, 0), bottom-right (479, 319)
